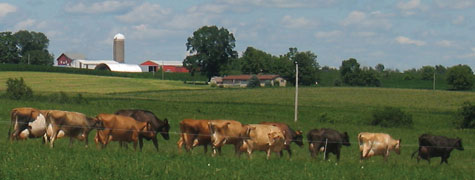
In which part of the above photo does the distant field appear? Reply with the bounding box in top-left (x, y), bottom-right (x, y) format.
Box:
top-left (0, 72), bottom-right (474, 179)
top-left (0, 71), bottom-right (207, 94)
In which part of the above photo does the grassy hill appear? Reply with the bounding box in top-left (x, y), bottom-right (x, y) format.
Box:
top-left (0, 72), bottom-right (474, 179)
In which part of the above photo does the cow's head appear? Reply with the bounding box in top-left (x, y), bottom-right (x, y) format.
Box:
top-left (342, 132), bottom-right (351, 146)
top-left (209, 122), bottom-right (231, 147)
top-left (394, 139), bottom-right (402, 154)
top-left (293, 130), bottom-right (304, 147)
top-left (158, 118), bottom-right (170, 140)
top-left (93, 115), bottom-right (105, 130)
top-left (268, 132), bottom-right (284, 146)
top-left (454, 138), bottom-right (464, 151)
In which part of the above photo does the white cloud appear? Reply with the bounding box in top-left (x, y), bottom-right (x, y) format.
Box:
top-left (218, 0), bottom-right (337, 8)
top-left (342, 11), bottom-right (366, 26)
top-left (116, 2), bottom-right (171, 23)
top-left (395, 36), bottom-right (426, 46)
top-left (458, 47), bottom-right (475, 58)
top-left (436, 40), bottom-right (454, 47)
top-left (314, 30), bottom-right (342, 39)
top-left (281, 15), bottom-right (314, 29)
top-left (397, 0), bottom-right (421, 10)
top-left (341, 11), bottom-right (391, 29)
top-left (14, 19), bottom-right (36, 30)
top-left (128, 24), bottom-right (178, 40)
top-left (436, 0), bottom-right (474, 9)
top-left (65, 1), bottom-right (133, 14)
top-left (0, 3), bottom-right (17, 18)
top-left (452, 16), bottom-right (465, 25)
top-left (188, 4), bottom-right (228, 14)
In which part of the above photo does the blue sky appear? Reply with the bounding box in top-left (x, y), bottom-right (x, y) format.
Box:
top-left (1, 0), bottom-right (474, 70)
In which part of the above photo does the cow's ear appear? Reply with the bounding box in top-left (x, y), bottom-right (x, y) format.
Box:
top-left (224, 122), bottom-right (231, 128)
top-left (164, 118), bottom-right (168, 124)
top-left (344, 132), bottom-right (349, 137)
top-left (398, 139), bottom-right (402, 143)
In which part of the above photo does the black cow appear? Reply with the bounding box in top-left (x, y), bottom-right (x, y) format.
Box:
top-left (307, 128), bottom-right (350, 160)
top-left (411, 134), bottom-right (464, 164)
top-left (115, 109), bottom-right (170, 151)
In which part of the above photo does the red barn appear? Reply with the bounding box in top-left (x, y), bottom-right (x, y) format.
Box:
top-left (140, 60), bottom-right (189, 73)
top-left (56, 53), bottom-right (85, 66)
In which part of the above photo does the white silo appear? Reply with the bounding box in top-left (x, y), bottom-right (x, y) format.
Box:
top-left (113, 33), bottom-right (125, 63)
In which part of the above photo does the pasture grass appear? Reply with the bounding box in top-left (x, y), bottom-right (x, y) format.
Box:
top-left (0, 72), bottom-right (474, 179)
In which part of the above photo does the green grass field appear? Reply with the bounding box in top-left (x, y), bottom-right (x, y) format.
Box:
top-left (0, 72), bottom-right (474, 179)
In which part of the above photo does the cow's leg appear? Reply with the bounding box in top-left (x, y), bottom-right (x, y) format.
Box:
top-left (286, 146), bottom-right (292, 157)
top-left (177, 136), bottom-right (184, 152)
top-left (151, 136), bottom-right (159, 152)
top-left (203, 145), bottom-right (208, 154)
top-left (336, 148), bottom-right (341, 161)
top-left (266, 149), bottom-right (271, 160)
top-left (309, 143), bottom-right (316, 158)
top-left (49, 125), bottom-right (61, 148)
top-left (69, 137), bottom-right (74, 148)
top-left (138, 136), bottom-right (144, 152)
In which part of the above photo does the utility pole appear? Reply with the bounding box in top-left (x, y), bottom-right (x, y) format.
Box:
top-left (433, 70), bottom-right (436, 90)
top-left (294, 62), bottom-right (299, 122)
top-left (28, 53), bottom-right (30, 64)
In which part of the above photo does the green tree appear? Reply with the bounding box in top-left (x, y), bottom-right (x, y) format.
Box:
top-left (435, 65), bottom-right (446, 74)
top-left (240, 47), bottom-right (274, 74)
top-left (184, 26), bottom-right (238, 80)
top-left (340, 58), bottom-right (361, 85)
top-left (20, 50), bottom-right (54, 65)
top-left (283, 48), bottom-right (319, 85)
top-left (0, 32), bottom-right (20, 64)
top-left (375, 63), bottom-right (385, 72)
top-left (419, 65), bottom-right (435, 80)
top-left (446, 64), bottom-right (474, 90)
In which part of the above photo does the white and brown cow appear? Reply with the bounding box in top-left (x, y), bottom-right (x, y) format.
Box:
top-left (358, 132), bottom-right (401, 161)
top-left (241, 124), bottom-right (286, 159)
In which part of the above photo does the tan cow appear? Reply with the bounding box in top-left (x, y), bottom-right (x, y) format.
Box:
top-left (241, 124), bottom-right (286, 159)
top-left (94, 113), bottom-right (153, 151)
top-left (208, 120), bottom-right (247, 156)
top-left (10, 108), bottom-right (65, 143)
top-left (358, 132), bottom-right (401, 161)
top-left (178, 119), bottom-right (212, 153)
top-left (47, 110), bottom-right (98, 148)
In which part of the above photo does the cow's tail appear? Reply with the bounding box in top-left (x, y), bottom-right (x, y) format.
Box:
top-left (8, 109), bottom-right (17, 140)
top-left (411, 149), bottom-right (419, 159)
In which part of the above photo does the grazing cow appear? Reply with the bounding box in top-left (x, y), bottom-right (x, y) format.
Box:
top-left (241, 124), bottom-right (286, 159)
top-left (411, 134), bottom-right (464, 164)
top-left (94, 113), bottom-right (153, 150)
top-left (10, 108), bottom-right (65, 143)
top-left (47, 110), bottom-right (99, 148)
top-left (358, 132), bottom-right (401, 161)
top-left (307, 128), bottom-right (350, 160)
top-left (178, 119), bottom-right (212, 153)
top-left (115, 109), bottom-right (170, 151)
top-left (8, 107), bottom-right (41, 141)
top-left (208, 120), bottom-right (247, 156)
top-left (260, 121), bottom-right (304, 157)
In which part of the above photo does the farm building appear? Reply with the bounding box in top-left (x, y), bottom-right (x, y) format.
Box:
top-left (94, 63), bottom-right (142, 72)
top-left (214, 75), bottom-right (286, 87)
top-left (140, 60), bottom-right (189, 73)
top-left (56, 53), bottom-right (85, 66)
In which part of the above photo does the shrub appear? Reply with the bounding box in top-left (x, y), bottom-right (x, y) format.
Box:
top-left (48, 92), bottom-right (88, 104)
top-left (247, 75), bottom-right (261, 88)
top-left (333, 79), bottom-right (342, 86)
top-left (371, 107), bottom-right (413, 128)
top-left (6, 77), bottom-right (33, 100)
top-left (318, 113), bottom-right (335, 124)
top-left (455, 101), bottom-right (475, 129)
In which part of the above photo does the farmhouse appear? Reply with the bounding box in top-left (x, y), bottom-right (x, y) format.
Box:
top-left (215, 75), bottom-right (286, 87)
top-left (140, 60), bottom-right (189, 73)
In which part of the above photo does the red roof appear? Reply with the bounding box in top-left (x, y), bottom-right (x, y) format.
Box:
top-left (140, 60), bottom-right (159, 66)
top-left (222, 75), bottom-right (280, 80)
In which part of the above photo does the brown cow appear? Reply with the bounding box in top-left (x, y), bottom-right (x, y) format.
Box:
top-left (358, 132), bottom-right (401, 161)
top-left (94, 113), bottom-right (153, 150)
top-left (47, 110), bottom-right (99, 148)
top-left (241, 124), bottom-right (286, 159)
top-left (208, 120), bottom-right (247, 156)
top-left (259, 122), bottom-right (303, 157)
top-left (178, 119), bottom-right (213, 153)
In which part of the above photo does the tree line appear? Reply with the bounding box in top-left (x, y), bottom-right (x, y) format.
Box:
top-left (183, 26), bottom-right (474, 90)
top-left (0, 30), bottom-right (54, 65)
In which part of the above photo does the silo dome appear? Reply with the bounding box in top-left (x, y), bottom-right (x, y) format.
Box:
top-left (114, 33), bottom-right (125, 40)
